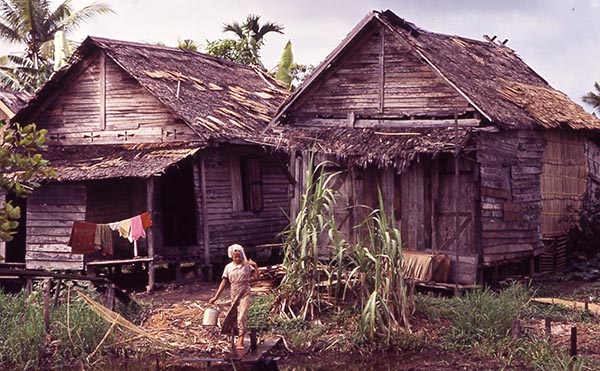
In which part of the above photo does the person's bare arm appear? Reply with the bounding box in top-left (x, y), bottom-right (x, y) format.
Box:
top-left (247, 259), bottom-right (259, 280)
top-left (209, 278), bottom-right (228, 304)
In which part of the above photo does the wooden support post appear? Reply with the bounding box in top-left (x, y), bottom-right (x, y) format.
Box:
top-left (87, 266), bottom-right (97, 291)
top-left (53, 279), bottom-right (62, 307)
top-left (545, 317), bottom-right (551, 337)
top-left (250, 329), bottom-right (258, 352)
top-left (200, 156), bottom-right (211, 281)
top-left (43, 278), bottom-right (51, 333)
top-left (104, 283), bottom-right (115, 310)
top-left (25, 278), bottom-right (33, 294)
top-left (146, 177), bottom-right (156, 293)
top-left (570, 326), bottom-right (577, 356)
top-left (175, 262), bottom-right (182, 281)
top-left (453, 112), bottom-right (460, 293)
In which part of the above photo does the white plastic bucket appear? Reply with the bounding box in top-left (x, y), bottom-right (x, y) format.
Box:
top-left (203, 308), bottom-right (219, 326)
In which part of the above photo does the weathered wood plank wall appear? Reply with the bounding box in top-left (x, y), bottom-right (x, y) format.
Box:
top-left (25, 183), bottom-right (86, 270)
top-left (292, 28), bottom-right (471, 119)
top-left (33, 54), bottom-right (196, 145)
top-left (477, 130), bottom-right (544, 266)
top-left (194, 147), bottom-right (290, 266)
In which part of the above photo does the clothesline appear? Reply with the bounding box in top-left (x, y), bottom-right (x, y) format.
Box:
top-left (67, 212), bottom-right (153, 257)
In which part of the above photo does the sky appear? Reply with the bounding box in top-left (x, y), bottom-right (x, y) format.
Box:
top-left (2, 0), bottom-right (600, 110)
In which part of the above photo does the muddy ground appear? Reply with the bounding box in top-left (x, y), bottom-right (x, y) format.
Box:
top-left (123, 278), bottom-right (600, 370)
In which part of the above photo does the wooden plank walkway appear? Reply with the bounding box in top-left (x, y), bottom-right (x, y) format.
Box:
top-left (181, 334), bottom-right (281, 368)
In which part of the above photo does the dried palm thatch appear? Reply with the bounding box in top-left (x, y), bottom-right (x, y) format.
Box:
top-left (402, 250), bottom-right (451, 282)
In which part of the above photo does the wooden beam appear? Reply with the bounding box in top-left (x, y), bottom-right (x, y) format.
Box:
top-left (378, 26), bottom-right (385, 113)
top-left (292, 117), bottom-right (480, 128)
top-left (99, 51), bottom-right (106, 130)
top-left (146, 177), bottom-right (156, 292)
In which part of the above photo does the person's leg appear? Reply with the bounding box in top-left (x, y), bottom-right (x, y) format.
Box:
top-left (236, 292), bottom-right (251, 349)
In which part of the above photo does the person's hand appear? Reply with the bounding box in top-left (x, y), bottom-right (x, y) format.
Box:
top-left (247, 258), bottom-right (257, 268)
top-left (208, 296), bottom-right (217, 304)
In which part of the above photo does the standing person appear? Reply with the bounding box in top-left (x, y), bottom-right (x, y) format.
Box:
top-left (209, 244), bottom-right (259, 350)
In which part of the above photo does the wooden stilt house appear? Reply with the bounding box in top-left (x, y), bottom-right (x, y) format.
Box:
top-left (265, 10), bottom-right (600, 285)
top-left (9, 37), bottom-right (290, 288)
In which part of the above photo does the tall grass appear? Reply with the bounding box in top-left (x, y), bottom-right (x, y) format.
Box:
top-left (446, 283), bottom-right (531, 349)
top-left (0, 283), bottom-right (126, 369)
top-left (0, 288), bottom-right (45, 369)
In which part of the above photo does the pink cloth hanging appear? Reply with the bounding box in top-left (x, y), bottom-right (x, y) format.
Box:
top-left (130, 215), bottom-right (146, 241)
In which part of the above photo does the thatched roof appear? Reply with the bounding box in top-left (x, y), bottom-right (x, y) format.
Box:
top-left (14, 36), bottom-right (289, 142)
top-left (272, 9), bottom-right (599, 131)
top-left (266, 126), bottom-right (472, 171)
top-left (42, 142), bottom-right (201, 181)
top-left (0, 88), bottom-right (29, 117)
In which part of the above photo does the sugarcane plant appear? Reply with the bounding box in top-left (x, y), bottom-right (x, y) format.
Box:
top-left (348, 189), bottom-right (410, 344)
top-left (277, 155), bottom-right (344, 320)
top-left (277, 156), bottom-right (412, 345)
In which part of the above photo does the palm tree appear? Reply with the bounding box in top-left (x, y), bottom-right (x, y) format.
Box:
top-left (223, 14), bottom-right (284, 68)
top-left (583, 81), bottom-right (600, 115)
top-left (0, 0), bottom-right (113, 91)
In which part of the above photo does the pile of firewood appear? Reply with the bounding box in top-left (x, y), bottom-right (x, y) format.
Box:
top-left (251, 264), bottom-right (286, 295)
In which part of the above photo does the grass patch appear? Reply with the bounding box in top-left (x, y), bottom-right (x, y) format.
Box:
top-left (0, 282), bottom-right (142, 370)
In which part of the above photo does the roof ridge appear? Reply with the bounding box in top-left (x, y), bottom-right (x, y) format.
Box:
top-left (86, 35), bottom-right (258, 72)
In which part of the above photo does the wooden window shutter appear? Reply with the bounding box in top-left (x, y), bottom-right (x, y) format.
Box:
top-left (230, 158), bottom-right (243, 212)
top-left (249, 158), bottom-right (262, 211)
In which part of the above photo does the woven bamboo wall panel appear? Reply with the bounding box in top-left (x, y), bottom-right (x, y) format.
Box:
top-left (541, 131), bottom-right (586, 236)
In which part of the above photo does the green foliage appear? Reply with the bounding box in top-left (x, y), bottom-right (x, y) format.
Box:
top-left (204, 38), bottom-right (260, 66)
top-left (278, 156), bottom-right (342, 320)
top-left (205, 14), bottom-right (284, 69)
top-left (277, 158), bottom-right (410, 348)
top-left (275, 40), bottom-right (293, 89)
top-left (350, 190), bottom-right (408, 345)
top-left (177, 38), bottom-right (199, 52)
top-left (0, 0), bottom-right (113, 92)
top-left (566, 189), bottom-right (600, 258)
top-left (582, 81), bottom-right (600, 115)
top-left (289, 63), bottom-right (315, 89)
top-left (0, 121), bottom-right (55, 241)
top-left (248, 293), bottom-right (275, 331)
top-left (516, 338), bottom-right (588, 371)
top-left (0, 283), bottom-right (128, 370)
top-left (445, 284), bottom-right (531, 349)
top-left (0, 288), bottom-right (45, 369)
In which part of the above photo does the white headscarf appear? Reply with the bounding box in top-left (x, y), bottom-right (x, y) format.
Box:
top-left (227, 243), bottom-right (246, 261)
